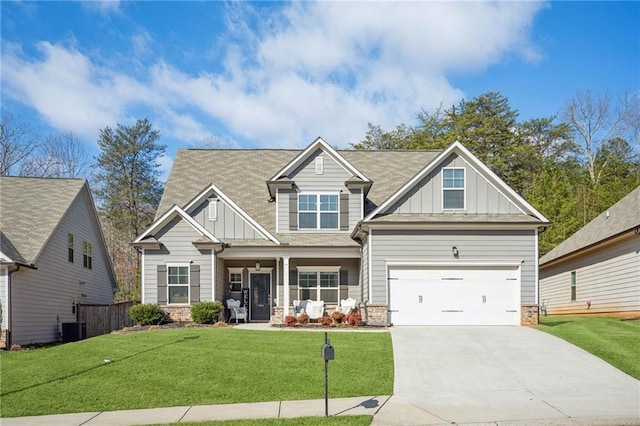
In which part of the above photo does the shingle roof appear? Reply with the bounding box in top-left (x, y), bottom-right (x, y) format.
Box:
top-left (539, 185), bottom-right (640, 266)
top-left (0, 176), bottom-right (86, 264)
top-left (156, 149), bottom-right (441, 240)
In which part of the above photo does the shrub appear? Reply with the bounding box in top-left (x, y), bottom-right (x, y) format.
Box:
top-left (128, 303), bottom-right (165, 326)
top-left (331, 311), bottom-right (345, 324)
top-left (284, 315), bottom-right (298, 327)
top-left (297, 312), bottom-right (310, 325)
top-left (191, 301), bottom-right (224, 324)
top-left (347, 311), bottom-right (363, 326)
top-left (321, 314), bottom-right (333, 327)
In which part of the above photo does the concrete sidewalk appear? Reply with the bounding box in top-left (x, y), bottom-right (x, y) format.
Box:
top-left (2, 396), bottom-right (389, 426)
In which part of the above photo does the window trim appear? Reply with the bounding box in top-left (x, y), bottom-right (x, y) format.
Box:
top-left (442, 167), bottom-right (466, 210)
top-left (296, 266), bottom-right (340, 304)
top-left (68, 233), bottom-right (74, 263)
top-left (82, 241), bottom-right (92, 269)
top-left (228, 267), bottom-right (243, 292)
top-left (570, 271), bottom-right (577, 301)
top-left (315, 156), bottom-right (324, 175)
top-left (167, 263), bottom-right (190, 305)
top-left (298, 192), bottom-right (339, 230)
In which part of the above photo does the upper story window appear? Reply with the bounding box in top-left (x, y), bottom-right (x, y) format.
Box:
top-left (68, 233), bottom-right (74, 263)
top-left (168, 265), bottom-right (189, 304)
top-left (443, 168), bottom-right (465, 210)
top-left (299, 194), bottom-right (338, 229)
top-left (83, 241), bottom-right (92, 269)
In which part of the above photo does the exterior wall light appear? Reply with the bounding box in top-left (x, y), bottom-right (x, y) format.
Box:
top-left (452, 246), bottom-right (459, 257)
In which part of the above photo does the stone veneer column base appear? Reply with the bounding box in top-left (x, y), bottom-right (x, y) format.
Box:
top-left (0, 329), bottom-right (8, 349)
top-left (270, 306), bottom-right (285, 324)
top-left (364, 304), bottom-right (388, 325)
top-left (521, 304), bottom-right (539, 326)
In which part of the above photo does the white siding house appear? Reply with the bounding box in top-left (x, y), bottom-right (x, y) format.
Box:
top-left (539, 186), bottom-right (640, 315)
top-left (0, 177), bottom-right (117, 347)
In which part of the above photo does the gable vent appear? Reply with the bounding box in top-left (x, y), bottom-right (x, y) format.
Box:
top-left (315, 156), bottom-right (324, 175)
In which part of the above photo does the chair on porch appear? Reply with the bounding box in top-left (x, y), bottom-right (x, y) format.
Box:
top-left (293, 299), bottom-right (308, 318)
top-left (226, 299), bottom-right (247, 324)
top-left (339, 298), bottom-right (357, 315)
top-left (306, 300), bottom-right (325, 321)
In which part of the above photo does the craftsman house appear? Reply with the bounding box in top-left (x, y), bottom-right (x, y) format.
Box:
top-left (133, 138), bottom-right (549, 326)
top-left (0, 177), bottom-right (117, 347)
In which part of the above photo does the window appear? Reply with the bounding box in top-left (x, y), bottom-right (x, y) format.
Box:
top-left (443, 168), bottom-right (465, 209)
top-left (168, 265), bottom-right (189, 304)
top-left (82, 241), bottom-right (92, 269)
top-left (68, 233), bottom-right (74, 263)
top-left (298, 268), bottom-right (339, 304)
top-left (229, 269), bottom-right (242, 292)
top-left (570, 271), bottom-right (576, 301)
top-left (209, 197), bottom-right (218, 221)
top-left (299, 194), bottom-right (338, 229)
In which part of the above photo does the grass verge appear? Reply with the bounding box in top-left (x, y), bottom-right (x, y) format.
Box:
top-left (150, 415), bottom-right (373, 426)
top-left (536, 315), bottom-right (640, 380)
top-left (0, 328), bottom-right (392, 417)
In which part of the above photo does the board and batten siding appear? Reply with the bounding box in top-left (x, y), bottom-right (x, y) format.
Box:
top-left (143, 216), bottom-right (212, 304)
top-left (190, 198), bottom-right (261, 240)
top-left (361, 236), bottom-right (369, 303)
top-left (369, 229), bottom-right (536, 305)
top-left (9, 189), bottom-right (115, 345)
top-left (387, 154), bottom-right (521, 215)
top-left (276, 149), bottom-right (362, 233)
top-left (539, 234), bottom-right (640, 314)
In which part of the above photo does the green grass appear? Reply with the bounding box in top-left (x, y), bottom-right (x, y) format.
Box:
top-left (0, 329), bottom-right (393, 418)
top-left (536, 315), bottom-right (640, 380)
top-left (149, 415), bottom-right (372, 426)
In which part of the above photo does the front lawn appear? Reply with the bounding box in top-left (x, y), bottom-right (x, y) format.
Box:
top-left (0, 328), bottom-right (393, 418)
top-left (536, 315), bottom-right (640, 380)
top-left (152, 416), bottom-right (373, 426)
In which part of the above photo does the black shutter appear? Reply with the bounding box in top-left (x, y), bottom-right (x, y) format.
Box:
top-left (157, 265), bottom-right (167, 304)
top-left (289, 192), bottom-right (298, 230)
top-left (190, 264), bottom-right (200, 303)
top-left (340, 269), bottom-right (349, 300)
top-left (340, 193), bottom-right (349, 231)
top-left (289, 269), bottom-right (298, 286)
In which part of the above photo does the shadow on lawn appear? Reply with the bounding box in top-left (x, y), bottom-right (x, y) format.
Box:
top-left (1, 335), bottom-right (200, 397)
top-left (540, 320), bottom-right (571, 327)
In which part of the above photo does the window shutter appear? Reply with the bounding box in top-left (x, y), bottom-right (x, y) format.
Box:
top-left (157, 265), bottom-right (167, 304)
top-left (340, 193), bottom-right (349, 231)
top-left (289, 269), bottom-right (298, 286)
top-left (289, 192), bottom-right (298, 230)
top-left (340, 270), bottom-right (349, 300)
top-left (190, 264), bottom-right (200, 303)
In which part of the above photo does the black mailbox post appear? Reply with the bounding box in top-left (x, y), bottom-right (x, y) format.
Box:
top-left (321, 332), bottom-right (334, 416)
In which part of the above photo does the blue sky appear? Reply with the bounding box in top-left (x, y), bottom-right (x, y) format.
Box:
top-left (1, 1), bottom-right (638, 175)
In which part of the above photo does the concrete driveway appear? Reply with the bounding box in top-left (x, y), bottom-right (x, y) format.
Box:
top-left (373, 326), bottom-right (640, 425)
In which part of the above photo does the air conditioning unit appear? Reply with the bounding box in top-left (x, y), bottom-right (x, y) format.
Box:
top-left (62, 322), bottom-right (86, 342)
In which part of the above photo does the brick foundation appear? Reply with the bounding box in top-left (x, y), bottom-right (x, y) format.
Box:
top-left (521, 304), bottom-right (539, 326)
top-left (364, 304), bottom-right (389, 325)
top-left (162, 306), bottom-right (192, 322)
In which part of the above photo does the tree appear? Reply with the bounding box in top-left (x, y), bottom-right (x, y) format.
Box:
top-left (1, 108), bottom-right (40, 175)
top-left (93, 118), bottom-right (166, 300)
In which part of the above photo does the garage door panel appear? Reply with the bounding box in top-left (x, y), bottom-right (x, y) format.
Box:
top-left (389, 266), bottom-right (520, 326)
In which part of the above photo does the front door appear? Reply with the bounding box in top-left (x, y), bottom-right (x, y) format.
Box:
top-left (250, 273), bottom-right (271, 321)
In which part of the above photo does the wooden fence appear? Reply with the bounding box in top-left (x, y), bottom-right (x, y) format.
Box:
top-left (77, 301), bottom-right (137, 338)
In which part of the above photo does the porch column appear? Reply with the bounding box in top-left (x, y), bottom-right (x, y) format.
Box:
top-left (283, 256), bottom-right (290, 315)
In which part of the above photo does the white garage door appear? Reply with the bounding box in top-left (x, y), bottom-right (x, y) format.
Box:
top-left (389, 265), bottom-right (520, 325)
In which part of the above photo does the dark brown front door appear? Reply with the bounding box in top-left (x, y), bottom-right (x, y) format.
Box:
top-left (250, 273), bottom-right (270, 321)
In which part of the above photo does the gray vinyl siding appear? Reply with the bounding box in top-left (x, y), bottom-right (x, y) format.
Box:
top-left (8, 189), bottom-right (115, 345)
top-left (539, 234), bottom-right (640, 314)
top-left (143, 216), bottom-right (212, 304)
top-left (387, 154), bottom-right (522, 215)
top-left (277, 150), bottom-right (362, 233)
top-left (190, 198), bottom-right (261, 240)
top-left (370, 229), bottom-right (536, 305)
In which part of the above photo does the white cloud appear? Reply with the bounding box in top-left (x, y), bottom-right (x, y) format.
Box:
top-left (1, 1), bottom-right (546, 148)
top-left (80, 1), bottom-right (121, 16)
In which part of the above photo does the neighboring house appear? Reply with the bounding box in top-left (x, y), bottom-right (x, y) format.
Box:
top-left (0, 177), bottom-right (117, 347)
top-left (539, 186), bottom-right (640, 315)
top-left (133, 138), bottom-right (549, 326)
